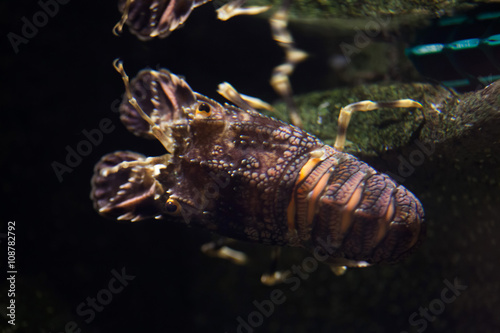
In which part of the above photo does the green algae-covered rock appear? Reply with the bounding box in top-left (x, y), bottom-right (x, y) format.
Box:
top-left (250, 0), bottom-right (475, 19)
top-left (271, 79), bottom-right (500, 161)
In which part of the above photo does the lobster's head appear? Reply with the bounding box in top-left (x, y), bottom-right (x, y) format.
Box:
top-left (91, 64), bottom-right (263, 227)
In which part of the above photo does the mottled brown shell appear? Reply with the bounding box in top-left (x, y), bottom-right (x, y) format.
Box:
top-left (91, 67), bottom-right (425, 266)
top-left (117, 0), bottom-right (210, 40)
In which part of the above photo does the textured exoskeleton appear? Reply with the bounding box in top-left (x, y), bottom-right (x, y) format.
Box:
top-left (91, 64), bottom-right (425, 268)
top-left (114, 0), bottom-right (211, 40)
top-left (114, 0), bottom-right (270, 40)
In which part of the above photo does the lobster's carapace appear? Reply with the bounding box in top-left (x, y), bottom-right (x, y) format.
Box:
top-left (91, 60), bottom-right (425, 276)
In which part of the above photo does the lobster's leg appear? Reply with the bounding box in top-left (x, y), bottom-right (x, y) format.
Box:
top-left (201, 238), bottom-right (248, 266)
top-left (113, 0), bottom-right (133, 36)
top-left (216, 0), bottom-right (271, 21)
top-left (334, 99), bottom-right (423, 152)
top-left (260, 247), bottom-right (290, 285)
top-left (217, 82), bottom-right (274, 112)
top-left (269, 0), bottom-right (308, 127)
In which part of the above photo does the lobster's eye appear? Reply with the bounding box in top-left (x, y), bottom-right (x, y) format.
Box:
top-left (196, 103), bottom-right (212, 117)
top-left (165, 198), bottom-right (182, 215)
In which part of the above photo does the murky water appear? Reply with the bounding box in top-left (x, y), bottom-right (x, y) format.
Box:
top-left (2, 1), bottom-right (499, 332)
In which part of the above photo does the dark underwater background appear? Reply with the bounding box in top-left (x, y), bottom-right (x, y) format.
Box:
top-left (1, 1), bottom-right (500, 332)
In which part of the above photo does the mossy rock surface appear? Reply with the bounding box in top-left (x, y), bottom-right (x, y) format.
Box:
top-left (250, 0), bottom-right (475, 19)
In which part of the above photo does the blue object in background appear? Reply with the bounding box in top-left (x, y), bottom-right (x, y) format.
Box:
top-left (406, 4), bottom-right (500, 91)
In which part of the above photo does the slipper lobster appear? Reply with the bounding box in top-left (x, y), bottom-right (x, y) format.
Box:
top-left (91, 60), bottom-right (425, 271)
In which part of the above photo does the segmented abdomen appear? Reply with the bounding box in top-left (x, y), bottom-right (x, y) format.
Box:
top-left (288, 145), bottom-right (424, 265)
